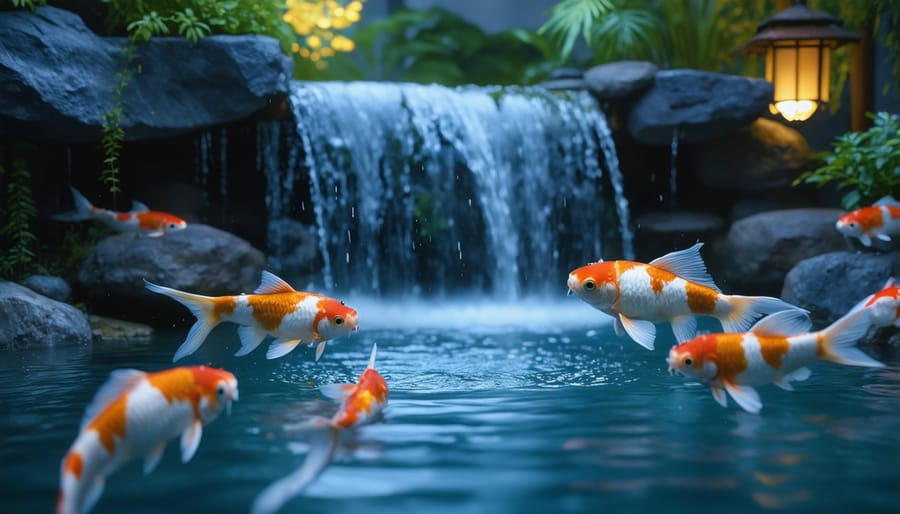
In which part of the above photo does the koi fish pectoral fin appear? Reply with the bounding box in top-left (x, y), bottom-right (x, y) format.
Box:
top-left (145, 230), bottom-right (165, 238)
top-left (773, 367), bottom-right (812, 391)
top-left (315, 341), bottom-right (327, 361)
top-left (723, 382), bottom-right (762, 414)
top-left (858, 234), bottom-right (874, 247)
top-left (618, 314), bottom-right (656, 350)
top-left (235, 326), bottom-right (268, 357)
top-left (180, 419), bottom-right (203, 463)
top-left (876, 233), bottom-right (892, 242)
top-left (266, 338), bottom-right (302, 360)
top-left (319, 383), bottom-right (357, 402)
top-left (144, 441), bottom-right (167, 475)
top-left (670, 316), bottom-right (697, 343)
top-left (613, 316), bottom-right (624, 337)
top-left (711, 386), bottom-right (728, 408)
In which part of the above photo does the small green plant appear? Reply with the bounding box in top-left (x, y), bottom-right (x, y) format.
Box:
top-left (4, 0), bottom-right (46, 10)
top-left (794, 112), bottom-right (900, 210)
top-left (0, 146), bottom-right (37, 281)
top-left (99, 43), bottom-right (138, 205)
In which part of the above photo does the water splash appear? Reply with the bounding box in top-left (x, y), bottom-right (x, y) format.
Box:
top-left (265, 81), bottom-right (631, 298)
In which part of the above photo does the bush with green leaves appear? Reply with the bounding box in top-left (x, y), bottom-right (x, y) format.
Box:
top-left (794, 112), bottom-right (900, 210)
top-left (0, 145), bottom-right (37, 281)
top-left (334, 7), bottom-right (558, 86)
top-left (2, 0), bottom-right (46, 10)
top-left (100, 0), bottom-right (295, 47)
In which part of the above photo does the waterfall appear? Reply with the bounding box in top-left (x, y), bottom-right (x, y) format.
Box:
top-left (263, 81), bottom-right (632, 298)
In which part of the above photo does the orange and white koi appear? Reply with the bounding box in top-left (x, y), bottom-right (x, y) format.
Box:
top-left (567, 242), bottom-right (798, 350)
top-left (252, 343), bottom-right (388, 514)
top-left (853, 278), bottom-right (900, 327)
top-left (835, 196), bottom-right (900, 247)
top-left (666, 308), bottom-right (884, 413)
top-left (57, 366), bottom-right (238, 514)
top-left (53, 187), bottom-right (187, 237)
top-left (145, 271), bottom-right (358, 362)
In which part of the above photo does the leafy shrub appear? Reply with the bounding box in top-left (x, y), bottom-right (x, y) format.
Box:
top-left (0, 145), bottom-right (36, 281)
top-left (794, 112), bottom-right (900, 210)
top-left (2, 0), bottom-right (46, 10)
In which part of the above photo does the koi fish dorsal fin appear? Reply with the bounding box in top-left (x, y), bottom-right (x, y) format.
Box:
top-left (80, 369), bottom-right (146, 431)
top-left (367, 343), bottom-right (378, 370)
top-left (131, 200), bottom-right (150, 213)
top-left (254, 270), bottom-right (297, 294)
top-left (873, 195), bottom-right (900, 207)
top-left (648, 242), bottom-right (720, 292)
top-left (749, 309), bottom-right (812, 337)
top-left (319, 383), bottom-right (357, 402)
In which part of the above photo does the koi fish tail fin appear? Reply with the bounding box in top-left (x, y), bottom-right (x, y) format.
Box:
top-left (818, 308), bottom-right (885, 368)
top-left (720, 295), bottom-right (802, 333)
top-left (57, 451), bottom-right (104, 514)
top-left (143, 279), bottom-right (219, 362)
top-left (251, 420), bottom-right (338, 514)
top-left (53, 187), bottom-right (96, 222)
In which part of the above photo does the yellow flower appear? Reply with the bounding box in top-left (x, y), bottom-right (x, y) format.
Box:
top-left (348, 1), bottom-right (363, 12)
top-left (307, 35), bottom-right (322, 48)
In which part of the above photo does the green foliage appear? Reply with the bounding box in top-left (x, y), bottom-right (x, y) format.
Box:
top-left (794, 112), bottom-right (900, 209)
top-left (538, 0), bottom-right (614, 62)
top-left (347, 7), bottom-right (559, 86)
top-left (101, 0), bottom-right (294, 49)
top-left (538, 0), bottom-right (774, 72)
top-left (0, 146), bottom-right (37, 281)
top-left (99, 43), bottom-right (138, 204)
top-left (4, 0), bottom-right (46, 10)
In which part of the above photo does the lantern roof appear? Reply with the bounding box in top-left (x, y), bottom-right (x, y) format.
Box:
top-left (742, 2), bottom-right (859, 53)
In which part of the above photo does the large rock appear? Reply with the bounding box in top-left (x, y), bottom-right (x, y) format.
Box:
top-left (782, 251), bottom-right (900, 326)
top-left (691, 117), bottom-right (810, 191)
top-left (584, 60), bottom-right (658, 101)
top-left (76, 224), bottom-right (266, 325)
top-left (716, 208), bottom-right (847, 295)
top-left (627, 69), bottom-right (773, 145)
top-left (0, 281), bottom-right (92, 349)
top-left (0, 6), bottom-right (293, 142)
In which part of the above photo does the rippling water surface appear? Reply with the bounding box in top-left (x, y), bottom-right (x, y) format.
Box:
top-left (2, 301), bottom-right (898, 513)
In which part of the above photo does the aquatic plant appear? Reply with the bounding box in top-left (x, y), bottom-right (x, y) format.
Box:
top-left (0, 145), bottom-right (37, 281)
top-left (794, 111), bottom-right (900, 210)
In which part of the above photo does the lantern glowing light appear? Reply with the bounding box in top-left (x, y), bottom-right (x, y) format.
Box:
top-left (744, 1), bottom-right (858, 122)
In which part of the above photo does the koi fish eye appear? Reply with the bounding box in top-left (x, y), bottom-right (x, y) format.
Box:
top-left (848, 221), bottom-right (858, 228)
top-left (217, 384), bottom-right (226, 397)
top-left (583, 279), bottom-right (596, 291)
top-left (334, 316), bottom-right (344, 325)
top-left (683, 357), bottom-right (693, 367)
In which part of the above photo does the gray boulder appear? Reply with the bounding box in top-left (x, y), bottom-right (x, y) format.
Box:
top-left (716, 208), bottom-right (847, 296)
top-left (22, 274), bottom-right (71, 302)
top-left (628, 69), bottom-right (773, 145)
top-left (0, 282), bottom-right (92, 349)
top-left (0, 6), bottom-right (293, 142)
top-left (691, 117), bottom-right (810, 191)
top-left (584, 61), bottom-right (658, 101)
top-left (76, 224), bottom-right (266, 325)
top-left (782, 251), bottom-right (900, 326)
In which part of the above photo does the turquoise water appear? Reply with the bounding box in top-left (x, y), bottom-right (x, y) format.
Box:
top-left (2, 301), bottom-right (898, 514)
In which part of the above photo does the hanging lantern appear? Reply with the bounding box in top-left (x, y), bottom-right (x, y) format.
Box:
top-left (743, 1), bottom-right (859, 122)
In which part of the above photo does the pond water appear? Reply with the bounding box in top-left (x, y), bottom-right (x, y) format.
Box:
top-left (2, 300), bottom-right (898, 514)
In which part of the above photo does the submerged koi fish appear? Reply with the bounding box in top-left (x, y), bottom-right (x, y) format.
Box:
top-left (667, 308), bottom-right (884, 413)
top-left (567, 243), bottom-right (798, 350)
top-left (252, 343), bottom-right (388, 514)
top-left (854, 278), bottom-right (900, 327)
top-left (145, 271), bottom-right (358, 362)
top-left (835, 196), bottom-right (900, 247)
top-left (53, 187), bottom-right (187, 237)
top-left (57, 366), bottom-right (238, 514)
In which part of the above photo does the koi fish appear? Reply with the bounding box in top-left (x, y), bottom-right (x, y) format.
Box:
top-left (144, 271), bottom-right (358, 362)
top-left (57, 366), bottom-right (238, 514)
top-left (835, 196), bottom-right (900, 247)
top-left (53, 187), bottom-right (187, 237)
top-left (567, 242), bottom-right (799, 350)
top-left (251, 343), bottom-right (388, 514)
top-left (853, 278), bottom-right (900, 327)
top-left (666, 308), bottom-right (884, 413)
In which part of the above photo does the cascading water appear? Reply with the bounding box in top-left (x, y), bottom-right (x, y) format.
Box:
top-left (261, 81), bottom-right (632, 298)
